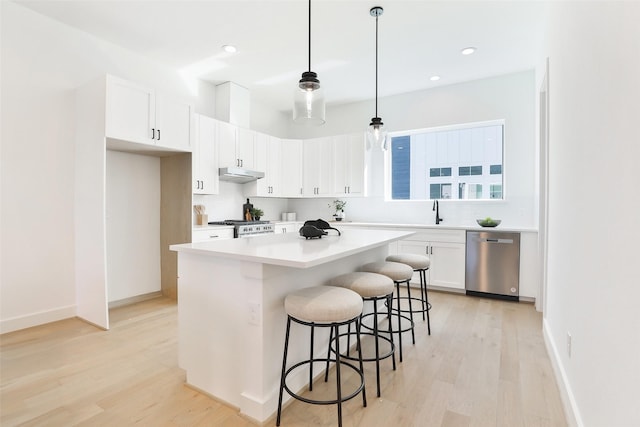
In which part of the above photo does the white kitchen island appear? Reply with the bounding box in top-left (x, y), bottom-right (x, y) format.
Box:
top-left (170, 228), bottom-right (413, 423)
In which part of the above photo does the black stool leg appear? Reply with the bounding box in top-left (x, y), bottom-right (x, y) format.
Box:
top-left (386, 293), bottom-right (397, 371)
top-left (276, 316), bottom-right (292, 426)
top-left (395, 281), bottom-right (403, 362)
top-left (423, 269), bottom-right (431, 335)
top-left (324, 326), bottom-right (333, 383)
top-left (309, 324), bottom-right (314, 391)
top-left (404, 280), bottom-right (416, 345)
top-left (356, 318), bottom-right (367, 408)
top-left (417, 268), bottom-right (426, 321)
top-left (334, 324), bottom-right (343, 427)
top-left (373, 297), bottom-right (381, 397)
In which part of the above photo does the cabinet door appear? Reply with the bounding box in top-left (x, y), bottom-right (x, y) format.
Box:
top-left (217, 120), bottom-right (237, 167)
top-left (332, 135), bottom-right (349, 195)
top-left (106, 76), bottom-right (155, 145)
top-left (303, 137), bottom-right (333, 197)
top-left (193, 115), bottom-right (218, 194)
top-left (428, 241), bottom-right (466, 289)
top-left (280, 139), bottom-right (303, 197)
top-left (331, 133), bottom-right (365, 196)
top-left (345, 133), bottom-right (365, 196)
top-left (396, 240), bottom-right (429, 285)
top-left (266, 136), bottom-right (282, 196)
top-left (155, 94), bottom-right (193, 151)
top-left (253, 132), bottom-right (270, 196)
top-left (236, 127), bottom-right (256, 169)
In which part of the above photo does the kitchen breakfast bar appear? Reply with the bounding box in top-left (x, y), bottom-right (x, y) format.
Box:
top-left (170, 228), bottom-right (413, 423)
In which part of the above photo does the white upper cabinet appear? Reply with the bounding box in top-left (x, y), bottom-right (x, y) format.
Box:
top-left (303, 137), bottom-right (334, 197)
top-left (252, 132), bottom-right (281, 197)
top-left (154, 94), bottom-right (193, 151)
top-left (216, 120), bottom-right (237, 167)
top-left (280, 139), bottom-right (303, 198)
top-left (236, 127), bottom-right (256, 169)
top-left (217, 122), bottom-right (256, 169)
top-left (332, 133), bottom-right (366, 197)
top-left (105, 75), bottom-right (192, 151)
top-left (193, 114), bottom-right (218, 195)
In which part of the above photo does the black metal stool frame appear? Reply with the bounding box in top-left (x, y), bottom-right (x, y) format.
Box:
top-left (325, 292), bottom-right (396, 398)
top-left (276, 314), bottom-right (367, 427)
top-left (384, 277), bottom-right (416, 362)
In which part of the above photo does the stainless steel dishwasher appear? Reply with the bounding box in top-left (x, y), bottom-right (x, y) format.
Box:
top-left (465, 230), bottom-right (520, 301)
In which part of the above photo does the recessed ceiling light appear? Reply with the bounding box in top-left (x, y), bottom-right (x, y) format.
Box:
top-left (461, 47), bottom-right (476, 55)
top-left (430, 75), bottom-right (441, 81)
top-left (222, 45), bottom-right (237, 53)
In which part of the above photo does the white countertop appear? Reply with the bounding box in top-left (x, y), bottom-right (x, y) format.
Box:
top-left (171, 228), bottom-right (414, 268)
top-left (327, 221), bottom-right (537, 233)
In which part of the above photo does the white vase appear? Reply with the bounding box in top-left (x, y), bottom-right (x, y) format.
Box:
top-left (336, 210), bottom-right (345, 221)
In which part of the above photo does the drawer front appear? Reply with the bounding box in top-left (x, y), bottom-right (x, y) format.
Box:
top-left (192, 228), bottom-right (234, 242)
top-left (404, 229), bottom-right (466, 244)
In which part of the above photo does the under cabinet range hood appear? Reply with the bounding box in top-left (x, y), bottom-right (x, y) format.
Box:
top-left (218, 166), bottom-right (265, 183)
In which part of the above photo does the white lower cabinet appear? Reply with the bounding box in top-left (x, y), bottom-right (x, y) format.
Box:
top-left (275, 222), bottom-right (301, 234)
top-left (397, 230), bottom-right (466, 290)
top-left (192, 227), bottom-right (234, 242)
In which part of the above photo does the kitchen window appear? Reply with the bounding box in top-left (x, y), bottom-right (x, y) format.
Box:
top-left (388, 120), bottom-right (504, 200)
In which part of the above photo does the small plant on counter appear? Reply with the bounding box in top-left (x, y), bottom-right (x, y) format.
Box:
top-left (328, 199), bottom-right (347, 221)
top-left (250, 208), bottom-right (264, 221)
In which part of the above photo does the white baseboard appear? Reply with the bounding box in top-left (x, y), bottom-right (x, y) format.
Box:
top-left (542, 319), bottom-right (583, 427)
top-left (0, 304), bottom-right (76, 334)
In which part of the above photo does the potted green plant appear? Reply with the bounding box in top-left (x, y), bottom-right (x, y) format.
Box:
top-left (250, 207), bottom-right (264, 221)
top-left (328, 199), bottom-right (347, 221)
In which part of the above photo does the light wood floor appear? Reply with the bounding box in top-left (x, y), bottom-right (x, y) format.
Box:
top-left (0, 292), bottom-right (566, 427)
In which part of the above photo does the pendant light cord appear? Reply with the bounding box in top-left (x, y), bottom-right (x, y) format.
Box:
top-left (375, 12), bottom-right (379, 117)
top-left (308, 0), bottom-right (312, 72)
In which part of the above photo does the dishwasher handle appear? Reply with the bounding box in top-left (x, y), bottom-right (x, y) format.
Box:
top-left (482, 238), bottom-right (514, 244)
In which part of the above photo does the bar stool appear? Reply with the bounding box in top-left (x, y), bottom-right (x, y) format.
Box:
top-left (276, 286), bottom-right (367, 427)
top-left (386, 253), bottom-right (432, 334)
top-left (360, 261), bottom-right (415, 362)
top-left (326, 272), bottom-right (396, 397)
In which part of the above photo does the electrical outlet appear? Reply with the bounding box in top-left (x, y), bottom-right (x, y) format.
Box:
top-left (248, 302), bottom-right (260, 326)
top-left (566, 332), bottom-right (572, 358)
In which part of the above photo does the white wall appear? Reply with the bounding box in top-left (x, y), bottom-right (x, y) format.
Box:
top-left (288, 71), bottom-right (537, 227)
top-left (543, 2), bottom-right (640, 426)
top-left (0, 2), bottom-right (201, 332)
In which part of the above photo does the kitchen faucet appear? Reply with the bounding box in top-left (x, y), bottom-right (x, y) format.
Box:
top-left (433, 200), bottom-right (443, 224)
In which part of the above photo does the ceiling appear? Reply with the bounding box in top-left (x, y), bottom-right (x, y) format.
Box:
top-left (14, 0), bottom-right (548, 113)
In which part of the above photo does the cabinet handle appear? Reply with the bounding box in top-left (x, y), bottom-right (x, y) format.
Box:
top-left (152, 128), bottom-right (156, 139)
top-left (209, 235), bottom-right (219, 239)
top-left (157, 129), bottom-right (161, 140)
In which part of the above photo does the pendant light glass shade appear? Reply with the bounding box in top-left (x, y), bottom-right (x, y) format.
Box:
top-left (293, 0), bottom-right (325, 125)
top-left (293, 71), bottom-right (325, 124)
top-left (367, 117), bottom-right (389, 151)
top-left (366, 6), bottom-right (387, 150)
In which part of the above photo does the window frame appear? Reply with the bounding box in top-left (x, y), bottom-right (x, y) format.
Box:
top-left (384, 119), bottom-right (506, 202)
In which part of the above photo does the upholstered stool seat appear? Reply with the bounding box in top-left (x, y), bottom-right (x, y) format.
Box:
top-left (277, 286), bottom-right (366, 427)
top-left (386, 253), bottom-right (432, 334)
top-left (326, 272), bottom-right (396, 397)
top-left (360, 261), bottom-right (415, 362)
top-left (386, 253), bottom-right (430, 270)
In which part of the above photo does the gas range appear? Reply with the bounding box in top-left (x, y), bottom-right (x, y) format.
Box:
top-left (208, 220), bottom-right (275, 238)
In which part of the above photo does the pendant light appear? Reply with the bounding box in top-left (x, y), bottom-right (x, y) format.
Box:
top-left (293, 0), bottom-right (325, 125)
top-left (367, 6), bottom-right (389, 150)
